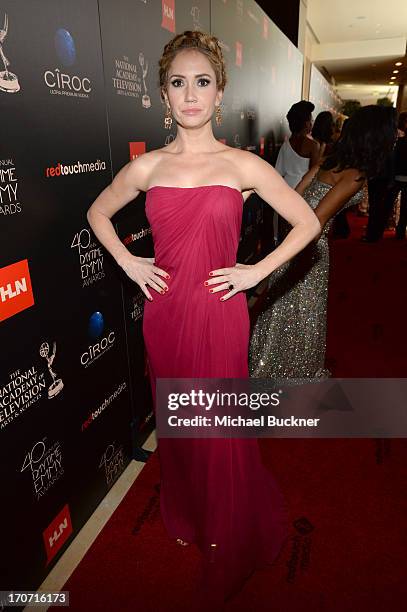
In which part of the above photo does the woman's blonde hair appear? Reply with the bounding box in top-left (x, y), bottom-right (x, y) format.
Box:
top-left (158, 30), bottom-right (227, 102)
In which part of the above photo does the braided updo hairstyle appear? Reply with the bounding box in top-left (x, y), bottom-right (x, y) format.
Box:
top-left (158, 30), bottom-right (227, 103)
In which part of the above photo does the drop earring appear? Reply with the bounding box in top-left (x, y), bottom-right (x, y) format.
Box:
top-left (215, 105), bottom-right (222, 126)
top-left (164, 104), bottom-right (173, 130)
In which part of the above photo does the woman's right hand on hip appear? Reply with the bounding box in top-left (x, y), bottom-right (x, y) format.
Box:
top-left (119, 254), bottom-right (170, 301)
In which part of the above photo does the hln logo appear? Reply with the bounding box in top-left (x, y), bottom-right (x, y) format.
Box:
top-left (43, 504), bottom-right (73, 565)
top-left (129, 141), bottom-right (145, 161)
top-left (48, 519), bottom-right (68, 547)
top-left (161, 0), bottom-right (175, 33)
top-left (0, 259), bottom-right (34, 321)
top-left (163, 4), bottom-right (174, 18)
top-left (0, 277), bottom-right (27, 301)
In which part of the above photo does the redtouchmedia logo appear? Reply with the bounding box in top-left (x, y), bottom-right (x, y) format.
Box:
top-left (0, 259), bottom-right (34, 321)
top-left (45, 159), bottom-right (107, 177)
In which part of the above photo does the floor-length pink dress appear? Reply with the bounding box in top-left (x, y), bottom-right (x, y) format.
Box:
top-left (143, 184), bottom-right (289, 601)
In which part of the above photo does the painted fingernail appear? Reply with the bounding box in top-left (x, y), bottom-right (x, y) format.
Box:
top-left (164, 287), bottom-right (168, 292)
top-left (160, 290), bottom-right (165, 294)
top-left (165, 274), bottom-right (170, 279)
top-left (204, 281), bottom-right (209, 286)
top-left (208, 272), bottom-right (214, 276)
top-left (209, 289), bottom-right (214, 293)
top-left (220, 296), bottom-right (225, 301)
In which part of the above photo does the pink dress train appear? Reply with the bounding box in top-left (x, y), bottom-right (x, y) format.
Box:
top-left (143, 185), bottom-right (289, 601)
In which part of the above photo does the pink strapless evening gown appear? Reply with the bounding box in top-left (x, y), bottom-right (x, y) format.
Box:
top-left (143, 185), bottom-right (288, 601)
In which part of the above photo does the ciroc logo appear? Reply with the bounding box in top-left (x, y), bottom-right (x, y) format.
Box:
top-left (80, 312), bottom-right (115, 367)
top-left (44, 29), bottom-right (92, 98)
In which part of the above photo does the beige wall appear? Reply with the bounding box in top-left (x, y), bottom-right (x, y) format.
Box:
top-left (397, 84), bottom-right (407, 112)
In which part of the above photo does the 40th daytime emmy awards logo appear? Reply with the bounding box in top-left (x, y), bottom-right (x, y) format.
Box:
top-left (0, 13), bottom-right (20, 93)
top-left (40, 341), bottom-right (64, 398)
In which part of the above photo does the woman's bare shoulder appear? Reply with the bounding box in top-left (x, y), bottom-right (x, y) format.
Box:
top-left (224, 146), bottom-right (260, 167)
top-left (124, 148), bottom-right (167, 191)
top-left (224, 147), bottom-right (283, 191)
top-left (130, 147), bottom-right (167, 166)
top-left (335, 167), bottom-right (364, 184)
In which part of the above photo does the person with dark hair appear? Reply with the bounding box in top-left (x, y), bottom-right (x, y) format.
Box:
top-left (275, 100), bottom-right (320, 188)
top-left (250, 105), bottom-right (397, 379)
top-left (311, 110), bottom-right (334, 158)
top-left (362, 110), bottom-right (404, 243)
top-left (362, 151), bottom-right (397, 242)
top-left (394, 130), bottom-right (407, 238)
top-left (330, 116), bottom-right (351, 238)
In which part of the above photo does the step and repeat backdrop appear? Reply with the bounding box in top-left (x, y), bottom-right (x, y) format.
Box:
top-left (309, 63), bottom-right (343, 120)
top-left (0, 0), bottom-right (303, 596)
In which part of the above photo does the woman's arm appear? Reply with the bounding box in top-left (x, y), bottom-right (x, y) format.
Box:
top-left (205, 151), bottom-right (321, 298)
top-left (87, 154), bottom-right (169, 300)
top-left (295, 164), bottom-right (320, 195)
top-left (318, 142), bottom-right (326, 160)
top-left (245, 153), bottom-right (321, 279)
top-left (87, 157), bottom-right (145, 263)
top-left (313, 169), bottom-right (364, 228)
top-left (274, 144), bottom-right (285, 177)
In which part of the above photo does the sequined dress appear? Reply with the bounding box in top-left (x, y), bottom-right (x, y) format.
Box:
top-left (249, 177), bottom-right (363, 380)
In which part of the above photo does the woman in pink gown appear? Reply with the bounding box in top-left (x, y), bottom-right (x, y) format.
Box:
top-left (143, 184), bottom-right (286, 599)
top-left (87, 30), bottom-right (320, 603)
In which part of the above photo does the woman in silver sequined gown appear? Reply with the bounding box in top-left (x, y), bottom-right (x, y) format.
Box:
top-left (249, 105), bottom-right (398, 380)
top-left (249, 177), bottom-right (362, 379)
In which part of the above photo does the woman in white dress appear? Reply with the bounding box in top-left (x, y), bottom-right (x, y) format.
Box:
top-left (275, 100), bottom-right (320, 188)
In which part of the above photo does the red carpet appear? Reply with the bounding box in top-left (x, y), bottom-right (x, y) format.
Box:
top-left (51, 212), bottom-right (407, 611)
top-left (326, 212), bottom-right (407, 376)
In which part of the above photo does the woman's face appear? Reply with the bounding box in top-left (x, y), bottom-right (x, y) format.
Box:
top-left (163, 49), bottom-right (223, 129)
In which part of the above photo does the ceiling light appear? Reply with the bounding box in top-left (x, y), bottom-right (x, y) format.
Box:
top-left (393, 70), bottom-right (399, 74)
top-left (395, 62), bottom-right (402, 66)
top-left (391, 76), bottom-right (396, 80)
